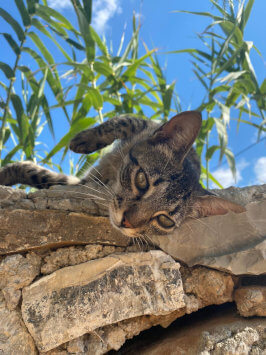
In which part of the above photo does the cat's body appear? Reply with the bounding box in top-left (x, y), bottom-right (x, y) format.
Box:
top-left (0, 111), bottom-right (245, 239)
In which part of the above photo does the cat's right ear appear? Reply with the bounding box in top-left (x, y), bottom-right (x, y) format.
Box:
top-left (191, 195), bottom-right (246, 218)
top-left (149, 111), bottom-right (202, 161)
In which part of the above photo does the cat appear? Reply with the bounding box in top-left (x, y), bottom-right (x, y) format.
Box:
top-left (0, 111), bottom-right (245, 239)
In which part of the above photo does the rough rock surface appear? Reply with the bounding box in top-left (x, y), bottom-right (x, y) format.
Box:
top-left (41, 245), bottom-right (125, 274)
top-left (0, 292), bottom-right (37, 354)
top-left (0, 184), bottom-right (265, 354)
top-left (151, 199), bottom-right (266, 275)
top-left (181, 266), bottom-right (235, 313)
top-left (0, 253), bottom-right (41, 309)
top-left (118, 306), bottom-right (265, 355)
top-left (22, 251), bottom-right (185, 352)
top-left (0, 184), bottom-right (265, 276)
top-left (0, 209), bottom-right (130, 255)
top-left (234, 286), bottom-right (266, 317)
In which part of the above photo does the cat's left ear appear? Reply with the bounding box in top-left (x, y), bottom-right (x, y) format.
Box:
top-left (149, 111), bottom-right (202, 160)
top-left (191, 195), bottom-right (246, 218)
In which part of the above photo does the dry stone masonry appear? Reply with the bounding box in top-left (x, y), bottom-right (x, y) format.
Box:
top-left (0, 184), bottom-right (265, 354)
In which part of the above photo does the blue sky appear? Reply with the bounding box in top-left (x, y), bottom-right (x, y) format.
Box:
top-left (1, 0), bottom-right (265, 187)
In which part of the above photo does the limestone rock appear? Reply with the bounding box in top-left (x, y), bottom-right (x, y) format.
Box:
top-left (0, 253), bottom-right (41, 289)
top-left (0, 184), bottom-right (265, 277)
top-left (22, 251), bottom-right (185, 352)
top-left (181, 266), bottom-right (234, 310)
top-left (213, 184), bottom-right (266, 205)
top-left (41, 244), bottom-right (125, 274)
top-left (2, 286), bottom-right (21, 310)
top-left (234, 286), bottom-right (266, 317)
top-left (66, 335), bottom-right (86, 353)
top-left (29, 185), bottom-right (109, 215)
top-left (0, 209), bottom-right (130, 255)
top-left (151, 199), bottom-right (266, 275)
top-left (121, 306), bottom-right (265, 355)
top-left (0, 292), bottom-right (37, 354)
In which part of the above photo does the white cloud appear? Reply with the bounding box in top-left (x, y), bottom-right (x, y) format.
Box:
top-left (47, 0), bottom-right (122, 32)
top-left (92, 0), bottom-right (122, 33)
top-left (211, 159), bottom-right (249, 188)
top-left (254, 157), bottom-right (266, 184)
top-left (47, 0), bottom-right (72, 10)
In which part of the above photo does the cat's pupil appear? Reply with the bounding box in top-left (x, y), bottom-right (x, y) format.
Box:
top-left (157, 214), bottom-right (175, 228)
top-left (135, 170), bottom-right (148, 190)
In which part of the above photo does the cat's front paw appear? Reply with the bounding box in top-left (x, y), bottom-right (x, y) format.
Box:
top-left (70, 129), bottom-right (106, 154)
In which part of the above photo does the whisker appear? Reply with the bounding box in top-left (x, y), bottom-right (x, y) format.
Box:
top-left (143, 233), bottom-right (156, 249)
top-left (86, 172), bottom-right (114, 197)
top-left (74, 182), bottom-right (110, 198)
top-left (140, 235), bottom-right (149, 249)
top-left (188, 216), bottom-right (218, 235)
top-left (138, 236), bottom-right (144, 251)
top-left (135, 237), bottom-right (141, 252)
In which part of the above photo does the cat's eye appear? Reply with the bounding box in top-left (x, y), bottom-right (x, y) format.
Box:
top-left (157, 214), bottom-right (175, 228)
top-left (135, 170), bottom-right (148, 191)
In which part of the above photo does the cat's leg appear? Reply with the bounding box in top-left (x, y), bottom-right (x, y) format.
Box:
top-left (0, 161), bottom-right (79, 189)
top-left (70, 115), bottom-right (151, 154)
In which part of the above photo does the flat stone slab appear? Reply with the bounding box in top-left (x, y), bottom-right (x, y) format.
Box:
top-left (0, 209), bottom-right (130, 254)
top-left (0, 184), bottom-right (265, 275)
top-left (22, 251), bottom-right (185, 352)
top-left (151, 200), bottom-right (266, 275)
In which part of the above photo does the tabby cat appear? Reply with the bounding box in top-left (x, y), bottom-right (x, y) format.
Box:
top-left (0, 111), bottom-right (244, 239)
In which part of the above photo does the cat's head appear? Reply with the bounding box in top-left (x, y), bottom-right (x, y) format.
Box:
top-left (109, 111), bottom-right (245, 239)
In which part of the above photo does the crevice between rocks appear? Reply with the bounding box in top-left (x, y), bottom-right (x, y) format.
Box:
top-left (0, 184), bottom-right (265, 354)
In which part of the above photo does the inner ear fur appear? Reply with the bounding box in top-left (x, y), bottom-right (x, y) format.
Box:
top-left (149, 110), bottom-right (202, 159)
top-left (192, 195), bottom-right (246, 218)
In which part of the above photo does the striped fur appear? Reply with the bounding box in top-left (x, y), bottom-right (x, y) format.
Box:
top-left (0, 112), bottom-right (245, 238)
top-left (0, 161), bottom-right (79, 189)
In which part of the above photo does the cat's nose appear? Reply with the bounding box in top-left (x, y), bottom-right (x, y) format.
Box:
top-left (121, 212), bottom-right (133, 228)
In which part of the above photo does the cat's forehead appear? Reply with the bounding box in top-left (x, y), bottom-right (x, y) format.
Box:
top-left (129, 140), bottom-right (181, 175)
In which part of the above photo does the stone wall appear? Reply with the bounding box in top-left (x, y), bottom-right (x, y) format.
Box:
top-left (0, 184), bottom-right (265, 354)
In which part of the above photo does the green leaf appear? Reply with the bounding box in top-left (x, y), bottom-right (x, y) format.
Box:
top-left (193, 69), bottom-right (208, 90)
top-left (22, 48), bottom-right (61, 97)
top-left (206, 145), bottom-right (219, 161)
top-left (225, 148), bottom-right (236, 179)
top-left (28, 32), bottom-right (55, 64)
top-left (82, 0), bottom-right (92, 24)
top-left (0, 8), bottom-right (25, 41)
top-left (260, 79), bottom-right (266, 95)
top-left (26, 0), bottom-right (36, 15)
top-left (15, 0), bottom-right (31, 27)
top-left (43, 118), bottom-right (95, 162)
top-left (166, 48), bottom-right (212, 61)
top-left (122, 49), bottom-right (156, 79)
top-left (75, 7), bottom-right (95, 62)
top-left (83, 88), bottom-right (103, 110)
top-left (219, 21), bottom-right (243, 46)
top-left (0, 62), bottom-right (15, 79)
top-left (37, 5), bottom-right (76, 31)
top-left (90, 27), bottom-right (109, 57)
top-left (2, 144), bottom-right (22, 165)
top-left (201, 166), bottom-right (223, 189)
top-left (220, 71), bottom-right (246, 83)
top-left (2, 33), bottom-right (20, 55)
top-left (172, 10), bottom-right (222, 22)
top-left (240, 0), bottom-right (254, 32)
top-left (94, 61), bottom-right (113, 77)
top-left (214, 118), bottom-right (228, 161)
top-left (31, 18), bottom-right (72, 61)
